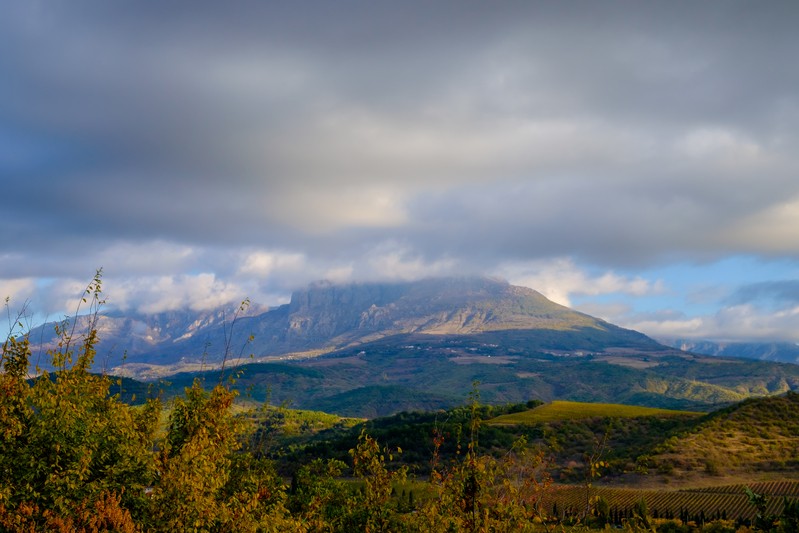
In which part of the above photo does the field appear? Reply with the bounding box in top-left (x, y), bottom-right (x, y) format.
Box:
top-left (487, 400), bottom-right (700, 425)
top-left (544, 481), bottom-right (799, 522)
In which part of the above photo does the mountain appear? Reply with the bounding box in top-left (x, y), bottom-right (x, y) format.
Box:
top-left (28, 277), bottom-right (663, 373)
top-left (25, 277), bottom-right (799, 416)
top-left (25, 306), bottom-right (266, 372)
top-left (660, 338), bottom-right (799, 365)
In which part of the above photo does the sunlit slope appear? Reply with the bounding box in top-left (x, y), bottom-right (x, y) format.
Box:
top-left (487, 400), bottom-right (700, 425)
top-left (648, 392), bottom-right (799, 477)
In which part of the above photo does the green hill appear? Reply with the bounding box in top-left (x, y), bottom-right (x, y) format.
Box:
top-left (647, 391), bottom-right (799, 479)
top-left (488, 400), bottom-right (700, 425)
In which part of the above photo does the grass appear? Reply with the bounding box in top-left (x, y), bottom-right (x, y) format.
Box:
top-left (487, 400), bottom-right (701, 425)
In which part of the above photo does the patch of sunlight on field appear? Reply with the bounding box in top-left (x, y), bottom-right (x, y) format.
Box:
top-left (487, 400), bottom-right (701, 425)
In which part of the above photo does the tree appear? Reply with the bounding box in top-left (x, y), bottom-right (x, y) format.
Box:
top-left (0, 271), bottom-right (155, 530)
top-left (348, 429), bottom-right (407, 532)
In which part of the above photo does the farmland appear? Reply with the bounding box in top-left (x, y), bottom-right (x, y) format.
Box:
top-left (544, 481), bottom-right (799, 523)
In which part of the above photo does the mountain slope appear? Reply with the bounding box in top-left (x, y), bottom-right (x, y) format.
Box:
top-left (278, 276), bottom-right (658, 347)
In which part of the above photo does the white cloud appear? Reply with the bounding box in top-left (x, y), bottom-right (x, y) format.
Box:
top-left (571, 301), bottom-right (632, 323)
top-left (723, 196), bottom-right (799, 253)
top-left (322, 265), bottom-right (355, 284)
top-left (239, 250), bottom-right (307, 277)
top-left (0, 278), bottom-right (36, 305)
top-left (624, 315), bottom-right (706, 339)
top-left (107, 274), bottom-right (244, 314)
top-left (94, 241), bottom-right (196, 275)
top-left (262, 184), bottom-right (410, 234)
top-left (624, 303), bottom-right (799, 343)
top-left (0, 278), bottom-right (38, 336)
top-left (360, 242), bottom-right (458, 282)
top-left (496, 258), bottom-right (664, 306)
top-left (35, 278), bottom-right (96, 318)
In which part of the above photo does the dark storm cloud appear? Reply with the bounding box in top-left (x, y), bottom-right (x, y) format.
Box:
top-left (2, 0), bottom-right (799, 287)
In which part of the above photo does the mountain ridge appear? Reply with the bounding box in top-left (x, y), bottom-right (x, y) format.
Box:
top-left (659, 338), bottom-right (799, 365)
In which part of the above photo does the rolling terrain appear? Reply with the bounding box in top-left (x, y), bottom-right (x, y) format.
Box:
top-left (256, 393), bottom-right (799, 495)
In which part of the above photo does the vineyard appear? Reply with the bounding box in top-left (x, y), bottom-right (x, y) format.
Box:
top-left (543, 481), bottom-right (799, 522)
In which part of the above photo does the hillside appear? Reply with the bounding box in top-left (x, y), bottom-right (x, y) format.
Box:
top-left (645, 391), bottom-right (799, 481)
top-left (273, 395), bottom-right (799, 488)
top-left (488, 400), bottom-right (699, 425)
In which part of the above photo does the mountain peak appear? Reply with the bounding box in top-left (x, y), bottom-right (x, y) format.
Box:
top-left (284, 276), bottom-right (614, 340)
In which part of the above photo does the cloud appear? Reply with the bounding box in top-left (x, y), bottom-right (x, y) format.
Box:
top-left (0, 279), bottom-right (37, 338)
top-left (624, 313), bottom-right (707, 340)
top-left (3, 2), bottom-right (799, 270)
top-left (615, 301), bottom-right (799, 343)
top-left (496, 258), bottom-right (663, 307)
top-left (723, 197), bottom-right (799, 254)
top-left (107, 274), bottom-right (245, 314)
top-left (0, 277), bottom-right (35, 300)
top-left (359, 242), bottom-right (459, 282)
top-left (238, 251), bottom-right (307, 277)
top-left (675, 127), bottom-right (762, 161)
top-left (1, 2), bottom-right (799, 342)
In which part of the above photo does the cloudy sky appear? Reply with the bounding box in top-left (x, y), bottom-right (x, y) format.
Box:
top-left (2, 1), bottom-right (799, 343)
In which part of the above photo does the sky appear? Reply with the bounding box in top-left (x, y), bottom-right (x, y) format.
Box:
top-left (2, 1), bottom-right (799, 343)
